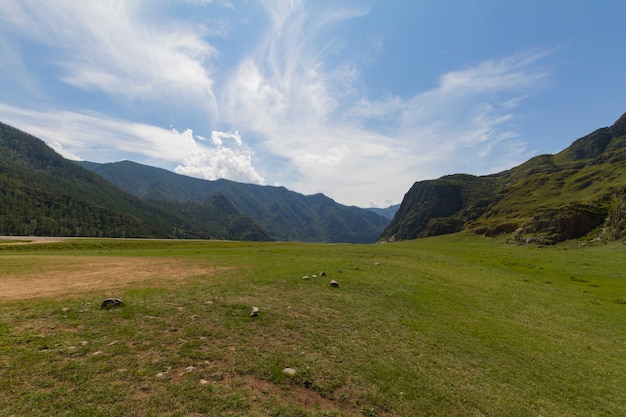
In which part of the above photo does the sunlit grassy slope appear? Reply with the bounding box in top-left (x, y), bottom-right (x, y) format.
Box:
top-left (1, 234), bottom-right (624, 416)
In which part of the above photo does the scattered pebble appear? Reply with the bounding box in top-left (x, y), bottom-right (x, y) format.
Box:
top-left (250, 306), bottom-right (259, 317)
top-left (330, 280), bottom-right (339, 288)
top-left (156, 372), bottom-right (166, 378)
top-left (185, 366), bottom-right (196, 372)
top-left (200, 379), bottom-right (209, 385)
top-left (282, 367), bottom-right (297, 376)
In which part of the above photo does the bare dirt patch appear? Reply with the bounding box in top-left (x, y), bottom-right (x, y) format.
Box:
top-left (0, 256), bottom-right (225, 301)
top-left (0, 236), bottom-right (69, 245)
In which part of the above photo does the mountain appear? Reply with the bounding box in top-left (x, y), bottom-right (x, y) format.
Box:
top-left (367, 204), bottom-right (400, 220)
top-left (0, 122), bottom-right (271, 241)
top-left (79, 160), bottom-right (390, 243)
top-left (381, 112), bottom-right (626, 244)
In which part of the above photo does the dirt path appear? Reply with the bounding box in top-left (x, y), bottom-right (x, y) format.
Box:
top-left (0, 256), bottom-right (221, 301)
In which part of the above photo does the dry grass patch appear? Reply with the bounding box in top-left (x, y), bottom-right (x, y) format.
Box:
top-left (0, 256), bottom-right (227, 300)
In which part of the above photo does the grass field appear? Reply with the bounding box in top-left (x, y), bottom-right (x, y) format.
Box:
top-left (0, 233), bottom-right (624, 416)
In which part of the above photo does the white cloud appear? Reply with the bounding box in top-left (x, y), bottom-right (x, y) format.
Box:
top-left (222, 1), bottom-right (366, 133)
top-left (175, 130), bottom-right (265, 184)
top-left (48, 141), bottom-right (83, 161)
top-left (217, 2), bottom-right (548, 206)
top-left (0, 104), bottom-right (195, 163)
top-left (295, 145), bottom-right (348, 166)
top-left (0, 1), bottom-right (219, 115)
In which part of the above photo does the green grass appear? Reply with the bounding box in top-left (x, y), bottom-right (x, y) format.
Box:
top-left (0, 234), bottom-right (625, 416)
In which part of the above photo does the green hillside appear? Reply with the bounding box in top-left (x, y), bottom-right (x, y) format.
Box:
top-left (0, 122), bottom-right (271, 240)
top-left (381, 112), bottom-right (626, 244)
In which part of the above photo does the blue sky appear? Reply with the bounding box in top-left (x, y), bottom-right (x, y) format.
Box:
top-left (1, 1), bottom-right (625, 207)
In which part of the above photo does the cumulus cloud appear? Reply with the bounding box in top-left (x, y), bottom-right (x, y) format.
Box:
top-left (47, 141), bottom-right (83, 161)
top-left (175, 130), bottom-right (265, 184)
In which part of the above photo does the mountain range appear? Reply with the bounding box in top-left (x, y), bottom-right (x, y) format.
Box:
top-left (2, 111), bottom-right (626, 245)
top-left (380, 111), bottom-right (626, 244)
top-left (0, 122), bottom-right (389, 243)
top-left (77, 160), bottom-right (390, 243)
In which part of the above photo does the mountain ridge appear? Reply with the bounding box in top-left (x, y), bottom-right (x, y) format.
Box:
top-left (381, 111), bottom-right (626, 244)
top-left (78, 160), bottom-right (390, 243)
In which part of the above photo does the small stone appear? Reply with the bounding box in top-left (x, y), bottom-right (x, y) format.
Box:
top-left (185, 365), bottom-right (196, 372)
top-left (92, 351), bottom-right (103, 356)
top-left (250, 306), bottom-right (259, 317)
top-left (200, 379), bottom-right (209, 385)
top-left (312, 274), bottom-right (318, 278)
top-left (282, 367), bottom-right (297, 376)
top-left (302, 275), bottom-right (310, 280)
top-left (330, 280), bottom-right (339, 288)
top-left (62, 307), bottom-right (70, 312)
top-left (319, 271), bottom-right (326, 276)
top-left (100, 298), bottom-right (123, 310)
top-left (156, 372), bottom-right (166, 378)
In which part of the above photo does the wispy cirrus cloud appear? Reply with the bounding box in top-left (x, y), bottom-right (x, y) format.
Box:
top-left (0, 0), bottom-right (220, 114)
top-left (219, 2), bottom-right (548, 205)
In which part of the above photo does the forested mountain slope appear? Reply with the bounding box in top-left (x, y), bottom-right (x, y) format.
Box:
top-left (0, 122), bottom-right (271, 240)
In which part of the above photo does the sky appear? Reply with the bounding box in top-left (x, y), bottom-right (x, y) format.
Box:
top-left (1, 1), bottom-right (626, 208)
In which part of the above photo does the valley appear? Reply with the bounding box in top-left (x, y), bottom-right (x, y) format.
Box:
top-left (0, 235), bottom-right (624, 416)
